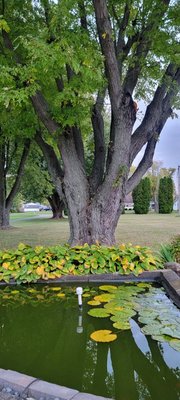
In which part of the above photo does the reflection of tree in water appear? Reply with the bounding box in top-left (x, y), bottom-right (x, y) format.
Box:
top-left (83, 317), bottom-right (180, 400)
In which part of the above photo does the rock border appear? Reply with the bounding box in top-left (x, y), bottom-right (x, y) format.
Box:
top-left (0, 369), bottom-right (111, 400)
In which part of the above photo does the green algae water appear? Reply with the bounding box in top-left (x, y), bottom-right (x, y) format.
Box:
top-left (0, 284), bottom-right (179, 400)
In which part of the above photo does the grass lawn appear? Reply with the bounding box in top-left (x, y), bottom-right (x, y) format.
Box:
top-left (0, 211), bottom-right (179, 251)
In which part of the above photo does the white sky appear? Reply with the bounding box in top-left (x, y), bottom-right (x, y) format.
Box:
top-left (134, 106), bottom-right (180, 189)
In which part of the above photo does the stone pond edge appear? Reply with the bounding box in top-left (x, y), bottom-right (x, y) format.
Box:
top-left (0, 266), bottom-right (179, 400)
top-left (0, 369), bottom-right (112, 400)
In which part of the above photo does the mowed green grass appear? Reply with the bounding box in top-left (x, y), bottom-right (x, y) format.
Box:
top-left (0, 211), bottom-right (179, 251)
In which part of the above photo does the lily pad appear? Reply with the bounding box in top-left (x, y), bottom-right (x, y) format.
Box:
top-left (113, 321), bottom-right (131, 330)
top-left (99, 285), bottom-right (117, 292)
top-left (141, 322), bottom-right (162, 336)
top-left (90, 330), bottom-right (117, 342)
top-left (56, 293), bottom-right (65, 298)
top-left (87, 300), bottom-right (101, 306)
top-left (94, 294), bottom-right (115, 303)
top-left (88, 308), bottom-right (111, 318)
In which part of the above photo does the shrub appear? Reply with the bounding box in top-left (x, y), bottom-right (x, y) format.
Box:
top-left (158, 244), bottom-right (175, 263)
top-left (132, 177), bottom-right (151, 214)
top-left (171, 235), bottom-right (180, 263)
top-left (0, 242), bottom-right (162, 284)
top-left (158, 176), bottom-right (173, 213)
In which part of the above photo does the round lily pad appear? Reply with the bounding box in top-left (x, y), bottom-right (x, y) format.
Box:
top-left (87, 300), bottom-right (101, 306)
top-left (90, 330), bottom-right (117, 342)
top-left (113, 321), bottom-right (131, 330)
top-left (99, 285), bottom-right (117, 292)
top-left (94, 294), bottom-right (115, 303)
top-left (88, 308), bottom-right (111, 318)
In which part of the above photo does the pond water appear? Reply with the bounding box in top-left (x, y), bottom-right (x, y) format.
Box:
top-left (0, 284), bottom-right (179, 400)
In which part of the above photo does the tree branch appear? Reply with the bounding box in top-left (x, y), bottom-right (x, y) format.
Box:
top-left (6, 140), bottom-right (31, 209)
top-left (5, 141), bottom-right (18, 174)
top-left (31, 91), bottom-right (60, 134)
top-left (123, 0), bottom-right (171, 94)
top-left (126, 136), bottom-right (157, 194)
top-left (116, 1), bottom-right (131, 57)
top-left (93, 0), bottom-right (122, 114)
top-left (90, 89), bottom-right (106, 192)
top-left (130, 64), bottom-right (180, 164)
top-left (35, 131), bottom-right (64, 199)
top-left (78, 0), bottom-right (88, 30)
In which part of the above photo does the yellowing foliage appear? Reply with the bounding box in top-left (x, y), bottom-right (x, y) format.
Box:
top-left (90, 330), bottom-right (117, 342)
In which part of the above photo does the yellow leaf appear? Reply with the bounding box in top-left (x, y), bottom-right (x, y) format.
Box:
top-left (90, 330), bottom-right (117, 343)
top-left (56, 292), bottom-right (65, 298)
top-left (2, 262), bottom-right (10, 269)
top-left (36, 266), bottom-right (45, 276)
top-left (87, 300), bottom-right (101, 306)
top-left (94, 293), bottom-right (115, 303)
top-left (28, 288), bottom-right (38, 293)
top-left (102, 32), bottom-right (107, 39)
top-left (130, 263), bottom-right (134, 271)
top-left (50, 287), bottom-right (62, 291)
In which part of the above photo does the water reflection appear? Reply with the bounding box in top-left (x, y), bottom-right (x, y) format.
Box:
top-left (0, 287), bottom-right (179, 400)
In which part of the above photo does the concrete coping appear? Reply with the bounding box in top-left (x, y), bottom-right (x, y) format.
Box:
top-left (0, 369), bottom-right (112, 400)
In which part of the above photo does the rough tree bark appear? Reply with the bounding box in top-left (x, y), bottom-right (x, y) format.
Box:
top-left (1, 0), bottom-right (180, 244)
top-left (0, 138), bottom-right (30, 229)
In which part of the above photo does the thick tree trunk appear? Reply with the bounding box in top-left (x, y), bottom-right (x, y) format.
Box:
top-left (66, 180), bottom-right (126, 246)
top-left (47, 191), bottom-right (65, 219)
top-left (0, 205), bottom-right (10, 229)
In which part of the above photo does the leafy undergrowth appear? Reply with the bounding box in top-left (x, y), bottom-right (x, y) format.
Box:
top-left (88, 284), bottom-right (180, 351)
top-left (171, 235), bottom-right (180, 263)
top-left (0, 242), bottom-right (162, 284)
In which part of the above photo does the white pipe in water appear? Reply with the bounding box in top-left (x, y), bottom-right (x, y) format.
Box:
top-left (76, 287), bottom-right (83, 307)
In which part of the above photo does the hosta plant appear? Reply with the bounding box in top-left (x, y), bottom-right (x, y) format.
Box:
top-left (0, 242), bottom-right (162, 284)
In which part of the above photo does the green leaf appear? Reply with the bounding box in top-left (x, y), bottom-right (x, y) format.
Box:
top-left (88, 308), bottom-right (111, 318)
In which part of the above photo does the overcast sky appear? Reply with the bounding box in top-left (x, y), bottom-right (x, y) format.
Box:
top-left (134, 106), bottom-right (180, 188)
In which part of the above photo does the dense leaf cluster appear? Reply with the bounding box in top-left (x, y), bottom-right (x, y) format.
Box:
top-left (0, 242), bottom-right (162, 284)
top-left (132, 177), bottom-right (151, 214)
top-left (158, 176), bottom-right (174, 213)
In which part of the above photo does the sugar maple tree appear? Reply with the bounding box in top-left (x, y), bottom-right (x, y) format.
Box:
top-left (0, 0), bottom-right (179, 244)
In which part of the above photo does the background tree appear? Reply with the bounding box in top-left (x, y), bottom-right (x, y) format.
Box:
top-left (0, 0), bottom-right (179, 244)
top-left (146, 162), bottom-right (176, 212)
top-left (158, 176), bottom-right (174, 214)
top-left (0, 106), bottom-right (31, 228)
top-left (132, 177), bottom-right (151, 214)
top-left (21, 144), bottom-right (65, 219)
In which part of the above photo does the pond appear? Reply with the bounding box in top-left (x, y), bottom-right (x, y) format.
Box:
top-left (0, 283), bottom-right (179, 400)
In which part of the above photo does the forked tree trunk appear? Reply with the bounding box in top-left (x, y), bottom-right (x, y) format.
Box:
top-left (0, 139), bottom-right (30, 229)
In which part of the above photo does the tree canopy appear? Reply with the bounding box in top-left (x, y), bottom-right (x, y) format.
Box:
top-left (0, 0), bottom-right (179, 243)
